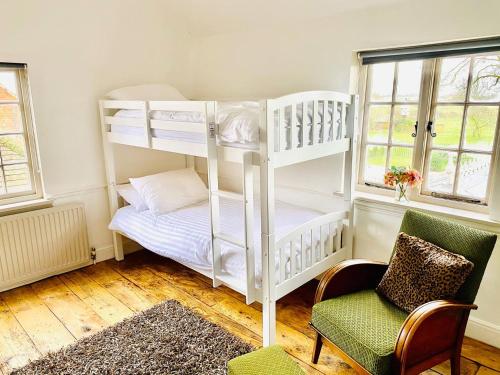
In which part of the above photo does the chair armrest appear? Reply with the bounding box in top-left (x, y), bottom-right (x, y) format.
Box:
top-left (394, 300), bottom-right (477, 372)
top-left (314, 259), bottom-right (388, 304)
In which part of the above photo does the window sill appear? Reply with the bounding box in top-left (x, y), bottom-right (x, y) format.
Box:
top-left (0, 198), bottom-right (53, 217)
top-left (354, 191), bottom-right (500, 229)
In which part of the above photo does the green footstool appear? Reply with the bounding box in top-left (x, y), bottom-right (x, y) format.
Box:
top-left (227, 345), bottom-right (305, 375)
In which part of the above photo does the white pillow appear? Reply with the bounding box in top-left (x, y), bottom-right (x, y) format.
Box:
top-left (129, 168), bottom-right (208, 215)
top-left (115, 184), bottom-right (148, 211)
top-left (114, 109), bottom-right (145, 118)
top-left (106, 84), bottom-right (187, 101)
top-left (217, 103), bottom-right (260, 144)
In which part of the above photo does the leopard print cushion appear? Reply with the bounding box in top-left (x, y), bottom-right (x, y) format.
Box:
top-left (376, 232), bottom-right (474, 313)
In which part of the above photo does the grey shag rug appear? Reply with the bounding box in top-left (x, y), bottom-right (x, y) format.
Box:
top-left (13, 300), bottom-right (253, 375)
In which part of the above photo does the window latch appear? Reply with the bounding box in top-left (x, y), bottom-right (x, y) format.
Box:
top-left (411, 121), bottom-right (418, 138)
top-left (426, 121), bottom-right (437, 137)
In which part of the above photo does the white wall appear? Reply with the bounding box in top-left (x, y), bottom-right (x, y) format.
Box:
top-left (191, 0), bottom-right (500, 197)
top-left (189, 0), bottom-right (500, 346)
top-left (0, 0), bottom-right (194, 252)
top-left (191, 0), bottom-right (500, 98)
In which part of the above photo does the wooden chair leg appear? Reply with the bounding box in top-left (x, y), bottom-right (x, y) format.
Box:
top-left (312, 332), bottom-right (323, 364)
top-left (450, 352), bottom-right (461, 375)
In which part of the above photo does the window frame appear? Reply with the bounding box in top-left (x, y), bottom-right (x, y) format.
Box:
top-left (357, 53), bottom-right (500, 213)
top-left (0, 65), bottom-right (43, 205)
top-left (420, 55), bottom-right (500, 204)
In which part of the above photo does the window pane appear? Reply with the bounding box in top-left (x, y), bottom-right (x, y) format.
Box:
top-left (0, 135), bottom-right (28, 164)
top-left (365, 145), bottom-right (387, 184)
top-left (389, 146), bottom-right (413, 169)
top-left (426, 150), bottom-right (457, 194)
top-left (470, 55), bottom-right (500, 102)
top-left (0, 71), bottom-right (19, 101)
top-left (396, 60), bottom-right (422, 102)
top-left (392, 104), bottom-right (417, 145)
top-left (367, 105), bottom-right (391, 142)
top-left (0, 104), bottom-right (23, 133)
top-left (437, 57), bottom-right (470, 102)
top-left (370, 63), bottom-right (395, 102)
top-left (4, 163), bottom-right (32, 193)
top-left (464, 106), bottom-right (498, 151)
top-left (457, 153), bottom-right (491, 199)
top-left (433, 105), bottom-right (464, 148)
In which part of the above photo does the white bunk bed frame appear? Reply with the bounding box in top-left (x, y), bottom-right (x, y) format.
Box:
top-left (99, 91), bottom-right (359, 346)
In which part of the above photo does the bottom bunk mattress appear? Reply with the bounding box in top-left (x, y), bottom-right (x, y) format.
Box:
top-left (109, 198), bottom-right (329, 287)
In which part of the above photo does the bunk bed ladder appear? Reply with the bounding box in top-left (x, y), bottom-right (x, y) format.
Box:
top-left (242, 151), bottom-right (256, 305)
top-left (206, 101), bottom-right (222, 289)
top-left (206, 102), bottom-right (257, 305)
top-left (259, 99), bottom-right (277, 347)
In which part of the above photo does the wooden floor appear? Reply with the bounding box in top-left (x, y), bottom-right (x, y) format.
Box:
top-left (0, 251), bottom-right (499, 374)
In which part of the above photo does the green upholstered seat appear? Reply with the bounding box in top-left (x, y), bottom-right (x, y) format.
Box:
top-left (227, 345), bottom-right (305, 375)
top-left (311, 289), bottom-right (408, 375)
top-left (311, 210), bottom-right (497, 375)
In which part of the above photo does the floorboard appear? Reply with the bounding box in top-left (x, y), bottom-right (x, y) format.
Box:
top-left (59, 270), bottom-right (134, 325)
top-left (462, 337), bottom-right (500, 372)
top-left (82, 262), bottom-right (157, 312)
top-left (1, 286), bottom-right (75, 354)
top-left (0, 250), bottom-right (499, 375)
top-left (0, 298), bottom-right (40, 373)
top-left (31, 277), bottom-right (106, 339)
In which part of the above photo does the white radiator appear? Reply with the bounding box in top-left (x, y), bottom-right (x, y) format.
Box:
top-left (0, 203), bottom-right (92, 292)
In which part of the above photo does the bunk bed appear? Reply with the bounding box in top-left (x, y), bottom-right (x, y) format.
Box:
top-left (99, 91), bottom-right (359, 346)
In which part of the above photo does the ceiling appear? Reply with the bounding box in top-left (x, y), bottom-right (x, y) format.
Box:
top-left (171, 0), bottom-right (406, 36)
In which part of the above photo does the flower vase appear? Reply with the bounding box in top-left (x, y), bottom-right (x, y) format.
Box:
top-left (395, 183), bottom-right (409, 203)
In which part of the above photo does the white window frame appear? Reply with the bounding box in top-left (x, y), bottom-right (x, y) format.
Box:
top-left (0, 64), bottom-right (43, 205)
top-left (357, 54), bottom-right (500, 214)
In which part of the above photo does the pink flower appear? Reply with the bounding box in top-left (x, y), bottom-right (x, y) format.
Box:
top-left (384, 168), bottom-right (423, 188)
top-left (405, 169), bottom-right (423, 187)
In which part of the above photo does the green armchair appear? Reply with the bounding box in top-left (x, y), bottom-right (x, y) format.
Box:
top-left (310, 210), bottom-right (497, 375)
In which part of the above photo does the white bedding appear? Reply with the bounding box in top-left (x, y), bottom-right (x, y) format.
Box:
top-left (113, 100), bottom-right (344, 150)
top-left (114, 101), bottom-right (260, 147)
top-left (110, 124), bottom-right (207, 144)
top-left (109, 198), bottom-right (331, 286)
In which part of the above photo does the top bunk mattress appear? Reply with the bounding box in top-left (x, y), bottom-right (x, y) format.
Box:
top-left (111, 99), bottom-right (342, 151)
top-left (113, 101), bottom-right (260, 148)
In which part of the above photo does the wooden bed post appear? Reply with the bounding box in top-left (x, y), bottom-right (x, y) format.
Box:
top-left (343, 95), bottom-right (359, 259)
top-left (99, 101), bottom-right (124, 261)
top-left (259, 99), bottom-right (276, 346)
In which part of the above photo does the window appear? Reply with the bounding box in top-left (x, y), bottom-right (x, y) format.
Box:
top-left (359, 47), bottom-right (500, 207)
top-left (362, 60), bottom-right (423, 185)
top-left (0, 64), bottom-right (42, 204)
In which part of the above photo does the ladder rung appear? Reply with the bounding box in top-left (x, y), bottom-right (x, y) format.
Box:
top-left (212, 190), bottom-right (244, 201)
top-left (214, 232), bottom-right (245, 247)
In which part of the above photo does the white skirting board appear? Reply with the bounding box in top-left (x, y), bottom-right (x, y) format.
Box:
top-left (467, 317), bottom-right (500, 348)
top-left (95, 240), bottom-right (142, 262)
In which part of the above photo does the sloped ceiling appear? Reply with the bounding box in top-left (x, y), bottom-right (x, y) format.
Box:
top-left (172, 0), bottom-right (406, 36)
